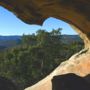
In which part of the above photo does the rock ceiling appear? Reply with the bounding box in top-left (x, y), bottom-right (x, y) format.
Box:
top-left (0, 0), bottom-right (90, 48)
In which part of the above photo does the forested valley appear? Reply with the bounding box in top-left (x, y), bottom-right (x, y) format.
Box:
top-left (0, 29), bottom-right (84, 89)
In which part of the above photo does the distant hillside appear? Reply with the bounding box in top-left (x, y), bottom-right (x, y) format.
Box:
top-left (0, 36), bottom-right (21, 50)
top-left (0, 36), bottom-right (21, 41)
top-left (0, 35), bottom-right (83, 51)
top-left (61, 35), bottom-right (83, 44)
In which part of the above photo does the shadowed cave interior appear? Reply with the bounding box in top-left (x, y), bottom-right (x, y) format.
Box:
top-left (52, 73), bottom-right (90, 90)
top-left (0, 73), bottom-right (90, 90)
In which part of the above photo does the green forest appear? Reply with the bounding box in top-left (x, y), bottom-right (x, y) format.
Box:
top-left (0, 29), bottom-right (84, 89)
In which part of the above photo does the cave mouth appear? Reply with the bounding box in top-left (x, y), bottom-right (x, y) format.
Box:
top-left (0, 7), bottom-right (84, 89)
top-left (0, 6), bottom-right (85, 89)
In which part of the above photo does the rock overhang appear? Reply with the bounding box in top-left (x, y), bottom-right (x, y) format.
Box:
top-left (0, 1), bottom-right (90, 48)
top-left (0, 0), bottom-right (90, 25)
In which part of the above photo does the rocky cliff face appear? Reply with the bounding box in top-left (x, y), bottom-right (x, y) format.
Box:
top-left (0, 0), bottom-right (90, 90)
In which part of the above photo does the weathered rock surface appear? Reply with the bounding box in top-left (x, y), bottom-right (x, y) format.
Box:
top-left (0, 0), bottom-right (90, 90)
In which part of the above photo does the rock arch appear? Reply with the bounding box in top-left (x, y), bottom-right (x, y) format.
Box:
top-left (0, 0), bottom-right (90, 90)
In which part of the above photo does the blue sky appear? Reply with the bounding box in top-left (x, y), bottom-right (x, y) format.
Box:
top-left (0, 6), bottom-right (77, 35)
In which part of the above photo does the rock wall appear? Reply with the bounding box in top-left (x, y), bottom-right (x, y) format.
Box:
top-left (0, 0), bottom-right (90, 90)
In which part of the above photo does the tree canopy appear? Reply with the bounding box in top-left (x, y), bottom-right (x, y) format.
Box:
top-left (0, 29), bottom-right (84, 89)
